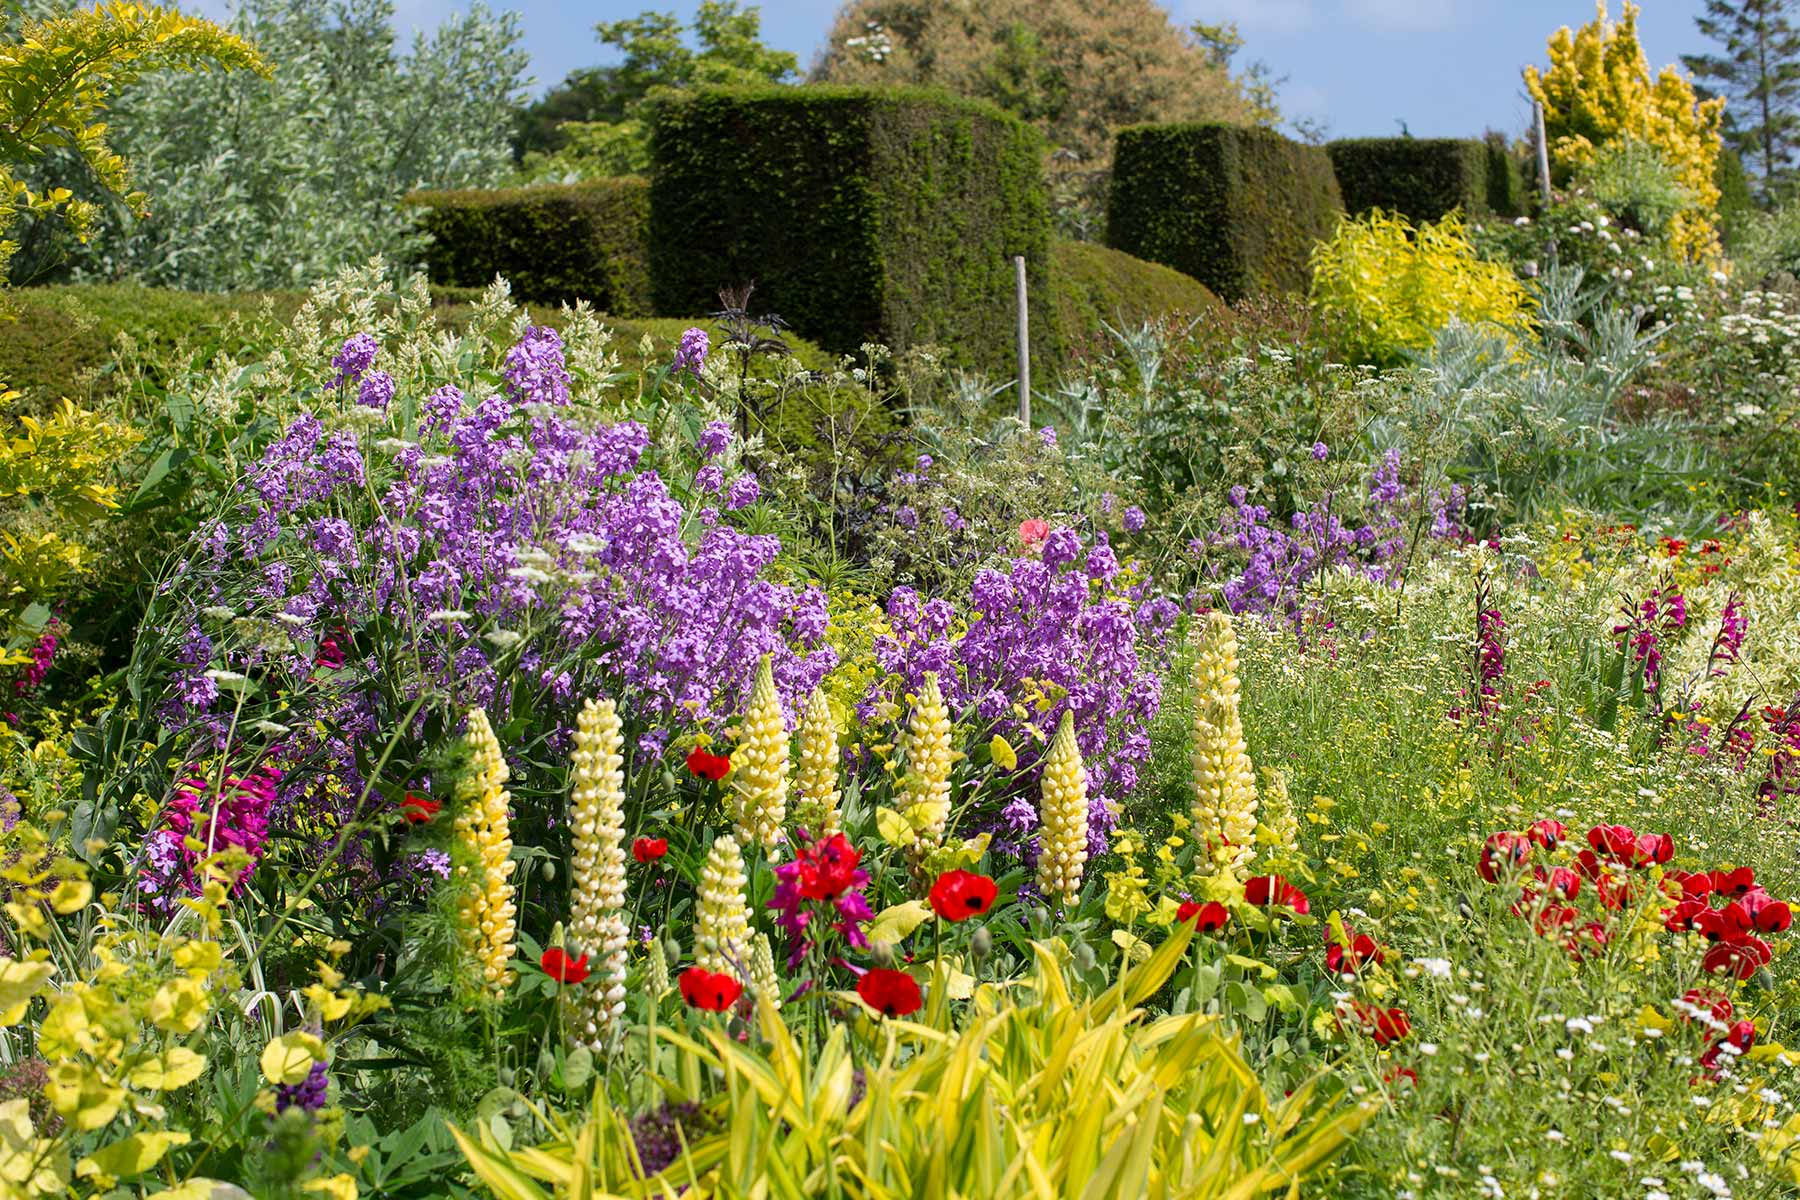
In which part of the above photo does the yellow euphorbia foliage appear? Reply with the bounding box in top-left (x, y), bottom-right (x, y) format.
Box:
top-left (1309, 209), bottom-right (1534, 367)
top-left (1524, 1), bottom-right (1725, 261)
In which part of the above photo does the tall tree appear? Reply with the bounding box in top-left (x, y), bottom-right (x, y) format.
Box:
top-left (1683, 0), bottom-right (1800, 201)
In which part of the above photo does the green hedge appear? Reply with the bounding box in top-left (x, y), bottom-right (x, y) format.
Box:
top-left (1049, 240), bottom-right (1220, 356)
top-left (649, 86), bottom-right (1052, 372)
top-left (1327, 138), bottom-right (1499, 222)
top-left (405, 179), bottom-right (653, 315)
top-left (1106, 124), bottom-right (1343, 303)
top-left (1486, 138), bottom-right (1528, 219)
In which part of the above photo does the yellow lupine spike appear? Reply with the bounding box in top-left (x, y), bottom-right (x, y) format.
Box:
top-left (568, 696), bottom-right (628, 1048)
top-left (793, 685), bottom-right (842, 837)
top-left (731, 656), bottom-right (789, 852)
top-left (695, 834), bottom-right (750, 976)
top-left (902, 672), bottom-right (954, 856)
top-left (1190, 611), bottom-right (1258, 879)
top-left (1035, 711), bottom-right (1088, 907)
top-left (454, 709), bottom-right (517, 996)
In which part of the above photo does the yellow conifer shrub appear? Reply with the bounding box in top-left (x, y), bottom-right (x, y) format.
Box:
top-left (1524, 1), bottom-right (1725, 260)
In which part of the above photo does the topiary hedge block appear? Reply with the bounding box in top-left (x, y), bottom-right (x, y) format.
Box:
top-left (1326, 137), bottom-right (1497, 223)
top-left (404, 179), bottom-right (652, 315)
top-left (1049, 240), bottom-right (1221, 360)
top-left (649, 86), bottom-right (1052, 372)
top-left (1106, 124), bottom-right (1343, 303)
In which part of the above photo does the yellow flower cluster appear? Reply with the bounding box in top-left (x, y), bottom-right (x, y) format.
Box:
top-left (696, 833), bottom-right (750, 975)
top-left (749, 931), bottom-right (782, 1013)
top-left (1191, 611), bottom-right (1258, 878)
top-left (1259, 765), bottom-right (1299, 859)
top-left (568, 696), bottom-right (628, 1047)
top-left (454, 708), bottom-right (517, 996)
top-left (1524, 1), bottom-right (1724, 260)
top-left (794, 685), bottom-right (842, 836)
top-left (732, 656), bottom-right (789, 852)
top-left (901, 672), bottom-right (955, 855)
top-left (1036, 711), bottom-right (1089, 906)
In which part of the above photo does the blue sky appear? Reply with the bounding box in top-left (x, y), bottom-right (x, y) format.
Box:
top-left (190, 1), bottom-right (1720, 141)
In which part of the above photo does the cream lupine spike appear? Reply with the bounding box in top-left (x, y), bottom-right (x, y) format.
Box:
top-left (455, 708), bottom-right (518, 995)
top-left (1035, 710), bottom-right (1089, 906)
top-left (1190, 611), bottom-right (1258, 877)
top-left (731, 656), bottom-right (789, 852)
top-left (749, 931), bottom-right (782, 1013)
top-left (695, 834), bottom-right (750, 975)
top-left (901, 672), bottom-right (954, 850)
top-left (793, 685), bottom-right (842, 836)
top-left (568, 696), bottom-right (628, 1048)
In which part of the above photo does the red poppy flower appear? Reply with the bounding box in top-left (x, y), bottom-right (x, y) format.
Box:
top-left (1742, 890), bottom-right (1793, 934)
top-left (540, 947), bottom-right (590, 985)
top-left (1018, 518), bottom-right (1050, 549)
top-left (1244, 874), bottom-right (1310, 914)
top-left (1532, 903), bottom-right (1578, 937)
top-left (1384, 1065), bottom-right (1419, 1090)
top-left (1568, 921), bottom-right (1609, 961)
top-left (1574, 849), bottom-right (1606, 882)
top-left (929, 870), bottom-right (999, 922)
top-left (1477, 832), bottom-right (1531, 883)
top-left (1665, 898), bottom-right (1708, 933)
top-left (1711, 866), bottom-right (1757, 897)
top-left (1178, 900), bottom-right (1230, 933)
top-left (795, 833), bottom-right (863, 900)
top-left (633, 837), bottom-right (669, 863)
top-left (1678, 987), bottom-right (1733, 1024)
top-left (1587, 823), bottom-right (1637, 860)
top-left (1703, 935), bottom-right (1771, 980)
top-left (1526, 819), bottom-right (1567, 850)
top-left (1665, 870), bottom-right (1714, 902)
top-left (1700, 1019), bottom-right (1758, 1077)
top-left (1595, 872), bottom-right (1635, 911)
top-left (679, 967), bottom-right (744, 1011)
top-left (401, 793), bottom-right (441, 824)
top-left (856, 968), bottom-right (923, 1017)
top-left (1344, 1002), bottom-right (1411, 1046)
top-left (1533, 865), bottom-right (1581, 901)
top-left (1697, 902), bottom-right (1753, 942)
top-left (1629, 831), bottom-right (1674, 868)
top-left (1325, 931), bottom-right (1382, 976)
top-left (685, 747), bottom-right (732, 782)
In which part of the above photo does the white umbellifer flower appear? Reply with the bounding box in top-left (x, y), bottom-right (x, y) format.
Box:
top-left (202, 605), bottom-right (236, 620)
top-left (276, 611), bottom-right (309, 627)
top-left (1416, 957), bottom-right (1453, 978)
top-left (483, 630), bottom-right (523, 650)
top-left (427, 609), bottom-right (472, 622)
top-left (203, 669), bottom-right (247, 683)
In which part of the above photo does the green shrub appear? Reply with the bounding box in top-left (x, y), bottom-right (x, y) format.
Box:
top-left (648, 85), bottom-right (1052, 372)
top-left (1106, 123), bottom-right (1343, 302)
top-left (1327, 137), bottom-right (1492, 222)
top-left (1049, 239), bottom-right (1220, 346)
top-left (1486, 135), bottom-right (1528, 218)
top-left (405, 178), bottom-right (652, 314)
top-left (1308, 210), bottom-right (1534, 365)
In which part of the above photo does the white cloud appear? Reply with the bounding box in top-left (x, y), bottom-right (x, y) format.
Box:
top-left (1184, 0), bottom-right (1318, 36)
top-left (1340, 0), bottom-right (1463, 34)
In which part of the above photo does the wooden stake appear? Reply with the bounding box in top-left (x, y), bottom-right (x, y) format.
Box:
top-left (1014, 255), bottom-right (1030, 426)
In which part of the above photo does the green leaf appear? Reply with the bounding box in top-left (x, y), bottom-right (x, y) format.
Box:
top-left (863, 899), bottom-right (931, 945)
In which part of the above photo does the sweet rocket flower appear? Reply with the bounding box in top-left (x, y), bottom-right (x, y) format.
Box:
top-left (678, 967), bottom-right (741, 1011)
top-left (357, 370), bottom-right (395, 411)
top-left (12, 626), bottom-right (56, 696)
top-left (1122, 506), bottom-right (1146, 533)
top-left (329, 333), bottom-right (378, 389)
top-left (857, 968), bottom-right (922, 1017)
top-left (632, 837), bottom-right (668, 863)
top-left (675, 327), bottom-right (710, 376)
top-left (929, 871), bottom-right (998, 922)
top-left (503, 326), bottom-right (571, 406)
top-left (1178, 900), bottom-right (1230, 933)
top-left (275, 1061), bottom-right (328, 1114)
top-left (541, 947), bottom-right (591, 985)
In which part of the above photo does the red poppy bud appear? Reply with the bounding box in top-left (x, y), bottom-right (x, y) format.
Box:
top-left (633, 837), bottom-right (669, 863)
top-left (679, 967), bottom-right (744, 1011)
top-left (856, 967), bottom-right (923, 1017)
top-left (929, 870), bottom-right (998, 922)
top-left (540, 947), bottom-right (590, 985)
